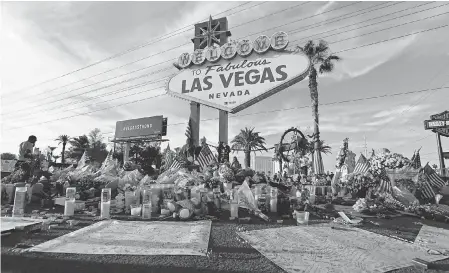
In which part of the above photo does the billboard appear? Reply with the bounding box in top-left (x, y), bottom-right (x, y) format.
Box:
top-left (425, 110), bottom-right (449, 137)
top-left (166, 32), bottom-right (310, 113)
top-left (115, 116), bottom-right (163, 139)
top-left (424, 120), bottom-right (449, 130)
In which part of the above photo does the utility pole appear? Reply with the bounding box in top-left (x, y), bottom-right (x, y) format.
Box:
top-left (363, 135), bottom-right (368, 158)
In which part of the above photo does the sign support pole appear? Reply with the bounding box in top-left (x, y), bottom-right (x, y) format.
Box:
top-left (124, 143), bottom-right (130, 163)
top-left (190, 101), bottom-right (200, 147)
top-left (219, 110), bottom-right (229, 144)
top-left (436, 132), bottom-right (446, 175)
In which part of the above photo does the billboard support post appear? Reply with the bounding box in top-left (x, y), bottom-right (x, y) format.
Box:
top-left (219, 110), bottom-right (228, 145)
top-left (436, 132), bottom-right (446, 176)
top-left (424, 110), bottom-right (448, 176)
top-left (124, 143), bottom-right (131, 163)
top-left (190, 101), bottom-right (201, 147)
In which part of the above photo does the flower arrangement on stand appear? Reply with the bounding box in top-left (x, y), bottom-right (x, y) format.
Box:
top-left (338, 172), bottom-right (378, 195)
top-left (369, 153), bottom-right (411, 176)
top-left (335, 138), bottom-right (349, 169)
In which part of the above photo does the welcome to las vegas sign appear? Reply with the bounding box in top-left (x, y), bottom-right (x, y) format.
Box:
top-left (166, 32), bottom-right (311, 113)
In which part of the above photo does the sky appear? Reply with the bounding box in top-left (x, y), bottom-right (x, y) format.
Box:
top-left (1, 1), bottom-right (449, 170)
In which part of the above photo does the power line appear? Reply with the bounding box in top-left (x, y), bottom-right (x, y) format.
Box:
top-left (5, 82), bottom-right (447, 132)
top-left (3, 1), bottom-right (365, 115)
top-left (4, 15), bottom-right (449, 126)
top-left (6, 1), bottom-right (360, 109)
top-left (288, 1), bottom-right (405, 36)
top-left (2, 69), bottom-right (173, 118)
top-left (4, 2), bottom-right (419, 118)
top-left (4, 91), bottom-right (166, 131)
top-left (4, 1), bottom-right (261, 95)
top-left (28, 87), bottom-right (449, 142)
top-left (294, 2), bottom-right (444, 44)
top-left (6, 1), bottom-right (375, 114)
top-left (333, 24), bottom-right (449, 54)
top-left (2, 1), bottom-right (298, 102)
top-left (289, 9), bottom-right (449, 47)
top-left (4, 22), bottom-right (449, 127)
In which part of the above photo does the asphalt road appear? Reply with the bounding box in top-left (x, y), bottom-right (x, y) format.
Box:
top-left (2, 208), bottom-right (449, 273)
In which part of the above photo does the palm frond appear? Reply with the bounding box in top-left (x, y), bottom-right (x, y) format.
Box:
top-left (319, 61), bottom-right (334, 73)
top-left (315, 40), bottom-right (329, 54)
top-left (303, 40), bottom-right (316, 59)
top-left (319, 54), bottom-right (340, 74)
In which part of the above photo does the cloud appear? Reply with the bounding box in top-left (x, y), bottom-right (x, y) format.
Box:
top-left (339, 35), bottom-right (417, 78)
top-left (363, 117), bottom-right (396, 127)
top-left (314, 1), bottom-right (335, 16)
top-left (372, 104), bottom-right (429, 119)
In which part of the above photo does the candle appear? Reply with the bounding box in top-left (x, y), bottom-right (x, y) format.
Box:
top-left (142, 203), bottom-right (151, 219)
top-left (309, 194), bottom-right (316, 205)
top-left (142, 189), bottom-right (151, 204)
top-left (270, 187), bottom-right (278, 213)
top-left (270, 198), bottom-right (277, 213)
top-left (64, 199), bottom-right (75, 216)
top-left (66, 187), bottom-right (76, 199)
top-left (124, 191), bottom-right (136, 213)
top-left (230, 189), bottom-right (239, 219)
top-left (131, 204), bottom-right (141, 216)
top-left (213, 187), bottom-right (221, 209)
top-left (101, 202), bottom-right (110, 219)
top-left (12, 187), bottom-right (27, 217)
top-left (6, 184), bottom-right (14, 204)
top-left (200, 189), bottom-right (209, 215)
top-left (135, 189), bottom-right (142, 205)
top-left (255, 185), bottom-right (262, 203)
top-left (25, 184), bottom-right (32, 204)
top-left (101, 188), bottom-right (111, 219)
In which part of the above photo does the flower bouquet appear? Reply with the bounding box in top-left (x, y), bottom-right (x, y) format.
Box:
top-left (369, 153), bottom-right (411, 176)
top-left (405, 204), bottom-right (449, 222)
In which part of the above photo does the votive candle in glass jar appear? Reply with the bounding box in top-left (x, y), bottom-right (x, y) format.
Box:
top-left (142, 203), bottom-right (152, 219)
top-left (100, 188), bottom-right (111, 219)
top-left (130, 204), bottom-right (142, 216)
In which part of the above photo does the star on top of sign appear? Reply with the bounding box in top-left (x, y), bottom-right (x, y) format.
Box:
top-left (194, 16), bottom-right (228, 48)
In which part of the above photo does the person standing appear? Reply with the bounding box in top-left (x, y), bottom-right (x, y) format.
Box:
top-left (15, 135), bottom-right (37, 182)
top-left (18, 135), bottom-right (37, 161)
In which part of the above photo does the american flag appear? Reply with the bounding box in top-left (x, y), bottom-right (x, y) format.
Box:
top-left (410, 149), bottom-right (422, 169)
top-left (377, 168), bottom-right (392, 193)
top-left (377, 179), bottom-right (393, 194)
top-left (353, 154), bottom-right (370, 174)
top-left (423, 163), bottom-right (446, 190)
top-left (185, 118), bottom-right (193, 146)
top-left (410, 151), bottom-right (416, 163)
top-left (161, 144), bottom-right (174, 171)
top-left (419, 176), bottom-right (436, 200)
top-left (170, 158), bottom-right (182, 169)
top-left (197, 144), bottom-right (217, 170)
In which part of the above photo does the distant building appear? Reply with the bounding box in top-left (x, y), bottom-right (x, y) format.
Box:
top-left (250, 156), bottom-right (277, 175)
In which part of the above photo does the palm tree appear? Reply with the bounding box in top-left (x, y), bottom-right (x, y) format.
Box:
top-left (55, 135), bottom-right (70, 164)
top-left (69, 135), bottom-right (90, 150)
top-left (307, 140), bottom-right (332, 155)
top-left (53, 155), bottom-right (60, 163)
top-left (68, 135), bottom-right (90, 162)
top-left (298, 40), bottom-right (341, 174)
top-left (231, 127), bottom-right (267, 169)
